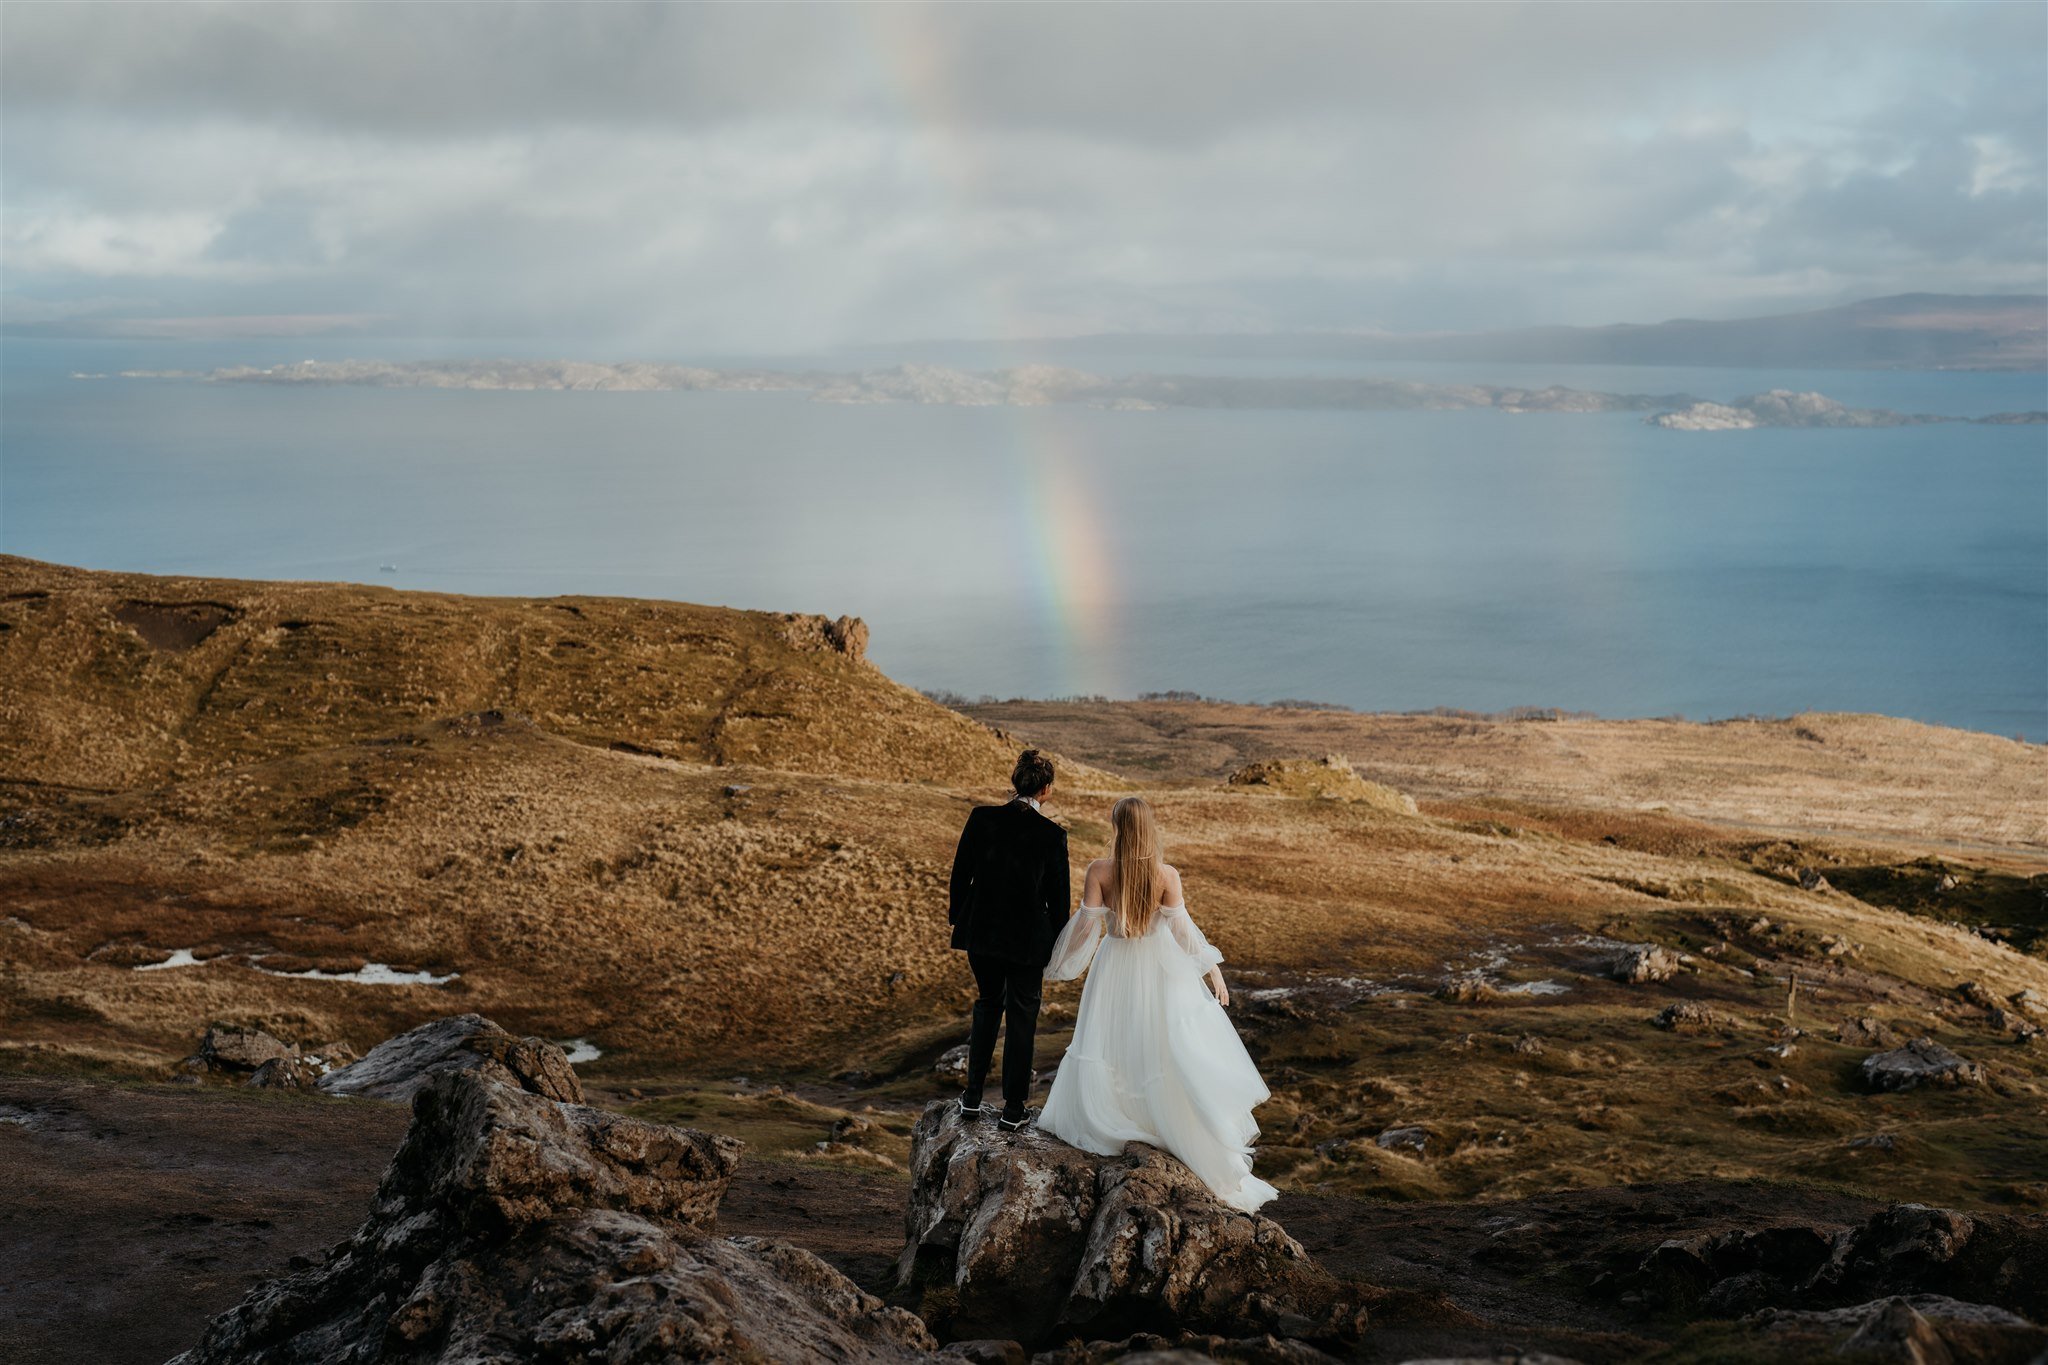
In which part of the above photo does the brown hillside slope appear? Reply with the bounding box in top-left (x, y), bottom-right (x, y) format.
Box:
top-left (0, 556), bottom-right (1018, 789)
top-left (3, 561), bottom-right (2046, 1210)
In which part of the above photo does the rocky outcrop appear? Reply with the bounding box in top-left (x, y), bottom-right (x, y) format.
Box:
top-left (898, 1102), bottom-right (1364, 1349)
top-left (1861, 1038), bottom-right (1986, 1092)
top-left (171, 1068), bottom-right (935, 1364)
top-left (317, 1013), bottom-right (585, 1104)
top-left (1749, 1294), bottom-right (2043, 1363)
top-left (782, 611), bottom-right (870, 661)
top-left (1226, 755), bottom-right (1416, 814)
top-left (176, 1023), bottom-right (356, 1086)
top-left (1625, 1201), bottom-right (2048, 1327)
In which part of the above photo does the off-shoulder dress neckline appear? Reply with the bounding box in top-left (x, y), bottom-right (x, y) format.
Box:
top-left (1078, 902), bottom-right (1186, 912)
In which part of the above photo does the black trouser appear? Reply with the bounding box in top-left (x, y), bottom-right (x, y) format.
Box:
top-left (966, 952), bottom-right (1043, 1109)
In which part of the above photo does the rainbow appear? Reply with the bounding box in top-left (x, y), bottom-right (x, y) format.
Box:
top-left (858, 8), bottom-right (1121, 696)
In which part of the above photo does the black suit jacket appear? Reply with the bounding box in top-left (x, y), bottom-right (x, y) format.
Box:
top-left (948, 799), bottom-right (1071, 967)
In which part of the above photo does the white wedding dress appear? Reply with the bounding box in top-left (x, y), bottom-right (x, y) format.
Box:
top-left (1035, 899), bottom-right (1279, 1212)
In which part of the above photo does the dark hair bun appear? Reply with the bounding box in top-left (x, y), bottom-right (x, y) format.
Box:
top-left (1011, 749), bottom-right (1056, 797)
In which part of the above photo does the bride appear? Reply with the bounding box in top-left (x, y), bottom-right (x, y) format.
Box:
top-left (1032, 795), bottom-right (1279, 1213)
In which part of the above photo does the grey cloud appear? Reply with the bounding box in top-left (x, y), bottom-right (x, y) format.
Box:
top-left (1, 1), bottom-right (2041, 350)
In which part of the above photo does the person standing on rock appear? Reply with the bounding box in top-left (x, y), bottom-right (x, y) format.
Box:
top-left (948, 748), bottom-right (1070, 1131)
top-left (1035, 795), bottom-right (1278, 1212)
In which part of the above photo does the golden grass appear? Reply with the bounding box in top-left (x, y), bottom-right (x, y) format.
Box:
top-left (3, 560), bottom-right (2046, 1208)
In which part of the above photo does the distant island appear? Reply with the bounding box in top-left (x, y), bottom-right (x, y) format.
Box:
top-left (115, 358), bottom-right (2048, 430)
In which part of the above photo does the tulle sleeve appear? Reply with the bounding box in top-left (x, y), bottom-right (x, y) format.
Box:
top-left (1043, 904), bottom-right (1107, 981)
top-left (1159, 904), bottom-right (1224, 972)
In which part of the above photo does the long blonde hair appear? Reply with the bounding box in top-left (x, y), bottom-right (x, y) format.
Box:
top-left (1108, 796), bottom-right (1164, 938)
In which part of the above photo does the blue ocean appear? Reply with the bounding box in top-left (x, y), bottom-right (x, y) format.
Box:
top-left (3, 337), bottom-right (2043, 738)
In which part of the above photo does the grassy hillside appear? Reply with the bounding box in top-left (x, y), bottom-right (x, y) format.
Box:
top-left (3, 560), bottom-right (2045, 1211)
top-left (0, 555), bottom-right (1018, 789)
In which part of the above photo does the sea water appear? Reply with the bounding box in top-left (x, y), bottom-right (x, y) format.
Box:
top-left (3, 338), bottom-right (2042, 737)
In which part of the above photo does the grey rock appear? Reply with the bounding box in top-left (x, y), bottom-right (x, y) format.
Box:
top-left (1030, 1332), bottom-right (1348, 1363)
top-left (1837, 1017), bottom-right (1900, 1049)
top-left (1651, 1002), bottom-right (1716, 1033)
top-left (169, 1068), bottom-right (933, 1363)
top-left (197, 1024), bottom-right (295, 1072)
top-left (317, 1012), bottom-right (584, 1104)
top-left (942, 1339), bottom-right (1030, 1365)
top-left (1861, 1039), bottom-right (1985, 1092)
top-left (1796, 866), bottom-right (1833, 894)
top-left (898, 1101), bottom-right (1362, 1348)
top-left (247, 1056), bottom-right (325, 1090)
top-left (1606, 943), bottom-right (1679, 984)
top-left (1375, 1126), bottom-right (1430, 1155)
top-left (933, 1042), bottom-right (971, 1086)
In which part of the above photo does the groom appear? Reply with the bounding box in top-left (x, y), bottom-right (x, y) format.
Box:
top-left (948, 748), bottom-right (1070, 1131)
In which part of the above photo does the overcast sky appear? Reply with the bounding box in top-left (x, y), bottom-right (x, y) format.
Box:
top-left (3, 1), bottom-right (2043, 352)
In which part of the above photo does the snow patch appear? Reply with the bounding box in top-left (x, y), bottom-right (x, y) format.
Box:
top-left (133, 949), bottom-right (457, 985)
top-left (135, 949), bottom-right (207, 972)
top-left (255, 960), bottom-right (458, 986)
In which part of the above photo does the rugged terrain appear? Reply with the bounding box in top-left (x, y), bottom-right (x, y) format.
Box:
top-left (3, 556), bottom-right (2046, 1361)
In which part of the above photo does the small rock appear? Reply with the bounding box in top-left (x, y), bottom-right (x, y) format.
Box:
top-left (1512, 1034), bottom-right (1545, 1056)
top-left (1843, 1296), bottom-right (1963, 1361)
top-left (1837, 1017), bottom-right (1899, 1049)
top-left (723, 784), bottom-right (753, 797)
top-left (1958, 981), bottom-right (1997, 1010)
top-left (1987, 1008), bottom-right (2043, 1043)
top-left (1796, 867), bottom-right (1833, 894)
top-left (938, 1341), bottom-right (1029, 1365)
top-left (247, 1056), bottom-right (325, 1090)
top-left (1651, 1002), bottom-right (1716, 1033)
top-left (196, 1024), bottom-right (296, 1073)
top-left (1375, 1125), bottom-right (1428, 1155)
top-left (1607, 943), bottom-right (1680, 984)
top-left (828, 1114), bottom-right (878, 1145)
top-left (2008, 988), bottom-right (2046, 1018)
top-left (1849, 1133), bottom-right (1897, 1151)
top-left (1933, 873), bottom-right (1960, 893)
top-left (932, 1043), bottom-right (970, 1086)
top-left (1862, 1038), bottom-right (1985, 1092)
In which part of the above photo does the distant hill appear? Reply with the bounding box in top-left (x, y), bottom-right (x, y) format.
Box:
top-left (0, 556), bottom-right (1020, 790)
top-left (1004, 293), bottom-right (2048, 371)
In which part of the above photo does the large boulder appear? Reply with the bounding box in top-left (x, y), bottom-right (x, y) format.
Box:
top-left (1861, 1039), bottom-right (1986, 1092)
top-left (317, 1012), bottom-right (585, 1103)
top-left (170, 1068), bottom-right (935, 1364)
top-left (898, 1101), bottom-right (1364, 1348)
